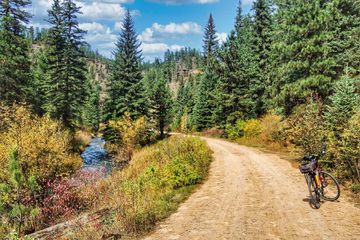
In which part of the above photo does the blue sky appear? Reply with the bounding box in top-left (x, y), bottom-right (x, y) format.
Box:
top-left (29, 0), bottom-right (254, 60)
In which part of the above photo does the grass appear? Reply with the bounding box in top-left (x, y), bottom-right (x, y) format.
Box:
top-left (69, 135), bottom-right (213, 239)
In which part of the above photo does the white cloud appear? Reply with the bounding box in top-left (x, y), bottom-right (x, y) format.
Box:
top-left (140, 22), bottom-right (201, 43)
top-left (78, 2), bottom-right (127, 21)
top-left (78, 0), bottom-right (133, 3)
top-left (28, 1), bottom-right (128, 21)
top-left (148, 0), bottom-right (219, 4)
top-left (243, 0), bottom-right (255, 6)
top-left (216, 32), bottom-right (227, 45)
top-left (113, 21), bottom-right (124, 32)
top-left (141, 43), bottom-right (183, 54)
top-left (80, 22), bottom-right (110, 34)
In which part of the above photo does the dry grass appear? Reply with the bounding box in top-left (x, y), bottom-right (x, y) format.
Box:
top-left (73, 130), bottom-right (93, 152)
top-left (70, 136), bottom-right (213, 239)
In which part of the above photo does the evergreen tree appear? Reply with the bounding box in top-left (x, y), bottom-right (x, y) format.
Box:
top-left (0, 147), bottom-right (39, 236)
top-left (272, 0), bottom-right (360, 115)
top-left (190, 14), bottom-right (221, 130)
top-left (252, 0), bottom-right (273, 115)
top-left (45, 0), bottom-right (88, 127)
top-left (191, 75), bottom-right (213, 131)
top-left (235, 0), bottom-right (243, 35)
top-left (214, 15), bottom-right (258, 125)
top-left (29, 48), bottom-right (50, 115)
top-left (44, 0), bottom-right (66, 115)
top-left (325, 76), bottom-right (360, 133)
top-left (0, 0), bottom-right (32, 104)
top-left (61, 0), bottom-right (87, 127)
top-left (147, 69), bottom-right (173, 138)
top-left (203, 14), bottom-right (219, 64)
top-left (82, 65), bottom-right (101, 131)
top-left (106, 10), bottom-right (147, 120)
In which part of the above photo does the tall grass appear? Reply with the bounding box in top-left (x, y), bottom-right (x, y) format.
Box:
top-left (71, 136), bottom-right (213, 239)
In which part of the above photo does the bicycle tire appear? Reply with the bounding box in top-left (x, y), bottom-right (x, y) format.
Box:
top-left (320, 171), bottom-right (340, 201)
top-left (306, 174), bottom-right (320, 209)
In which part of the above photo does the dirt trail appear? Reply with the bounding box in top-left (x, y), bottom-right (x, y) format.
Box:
top-left (144, 137), bottom-right (360, 240)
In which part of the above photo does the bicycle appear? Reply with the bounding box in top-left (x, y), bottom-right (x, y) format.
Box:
top-left (299, 146), bottom-right (340, 209)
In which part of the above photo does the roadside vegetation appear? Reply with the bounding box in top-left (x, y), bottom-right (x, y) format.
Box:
top-left (70, 136), bottom-right (212, 239)
top-left (1, 0), bottom-right (359, 238)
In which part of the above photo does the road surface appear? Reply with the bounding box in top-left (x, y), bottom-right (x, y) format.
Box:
top-left (144, 137), bottom-right (360, 240)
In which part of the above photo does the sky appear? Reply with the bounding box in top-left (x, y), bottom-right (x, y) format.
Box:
top-left (28, 0), bottom-right (255, 61)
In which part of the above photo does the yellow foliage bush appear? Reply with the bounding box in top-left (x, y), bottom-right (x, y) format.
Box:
top-left (243, 119), bottom-right (262, 138)
top-left (107, 112), bottom-right (149, 162)
top-left (71, 136), bottom-right (213, 238)
top-left (284, 103), bottom-right (326, 155)
top-left (0, 106), bottom-right (82, 182)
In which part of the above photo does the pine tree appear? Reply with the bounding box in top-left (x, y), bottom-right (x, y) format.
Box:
top-left (82, 65), bottom-right (101, 131)
top-left (272, 0), bottom-right (360, 115)
top-left (235, 0), bottom-right (243, 35)
top-left (214, 15), bottom-right (258, 125)
top-left (44, 0), bottom-right (66, 115)
top-left (251, 0), bottom-right (273, 115)
top-left (0, 0), bottom-right (32, 104)
top-left (203, 14), bottom-right (219, 64)
top-left (44, 0), bottom-right (88, 127)
top-left (0, 147), bottom-right (39, 236)
top-left (326, 76), bottom-right (360, 133)
top-left (191, 75), bottom-right (213, 131)
top-left (29, 48), bottom-right (50, 115)
top-left (147, 69), bottom-right (173, 138)
top-left (60, 0), bottom-right (87, 127)
top-left (106, 10), bottom-right (147, 120)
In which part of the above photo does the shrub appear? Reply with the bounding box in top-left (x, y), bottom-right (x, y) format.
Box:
top-left (106, 113), bottom-right (154, 162)
top-left (225, 119), bottom-right (246, 140)
top-left (0, 148), bottom-right (40, 237)
top-left (243, 119), bottom-right (262, 138)
top-left (284, 102), bottom-right (326, 155)
top-left (333, 112), bottom-right (360, 182)
top-left (351, 184), bottom-right (360, 194)
top-left (70, 136), bottom-right (213, 238)
top-left (0, 106), bottom-right (82, 182)
top-left (36, 179), bottom-right (82, 228)
top-left (0, 105), bottom-right (83, 236)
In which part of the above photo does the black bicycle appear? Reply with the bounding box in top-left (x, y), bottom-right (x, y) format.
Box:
top-left (299, 146), bottom-right (340, 209)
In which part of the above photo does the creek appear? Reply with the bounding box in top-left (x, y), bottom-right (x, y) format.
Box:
top-left (80, 137), bottom-right (113, 174)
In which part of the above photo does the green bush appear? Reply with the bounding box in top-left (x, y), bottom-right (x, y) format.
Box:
top-left (225, 119), bottom-right (246, 140)
top-left (70, 136), bottom-right (213, 238)
top-left (351, 184), bottom-right (360, 194)
top-left (332, 112), bottom-right (360, 182)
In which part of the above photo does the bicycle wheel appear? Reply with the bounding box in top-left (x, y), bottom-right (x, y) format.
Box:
top-left (306, 174), bottom-right (320, 209)
top-left (320, 171), bottom-right (340, 201)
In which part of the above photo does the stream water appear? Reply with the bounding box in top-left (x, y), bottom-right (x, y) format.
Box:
top-left (81, 137), bottom-right (113, 174)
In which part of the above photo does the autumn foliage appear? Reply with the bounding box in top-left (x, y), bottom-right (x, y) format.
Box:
top-left (0, 105), bottom-right (83, 237)
top-left (0, 105), bottom-right (82, 182)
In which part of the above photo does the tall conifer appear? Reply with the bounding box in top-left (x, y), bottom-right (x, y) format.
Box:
top-left (203, 14), bottom-right (219, 64)
top-left (106, 10), bottom-right (147, 120)
top-left (0, 0), bottom-right (32, 104)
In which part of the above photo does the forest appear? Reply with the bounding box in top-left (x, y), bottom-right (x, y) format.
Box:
top-left (0, 0), bottom-right (359, 238)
